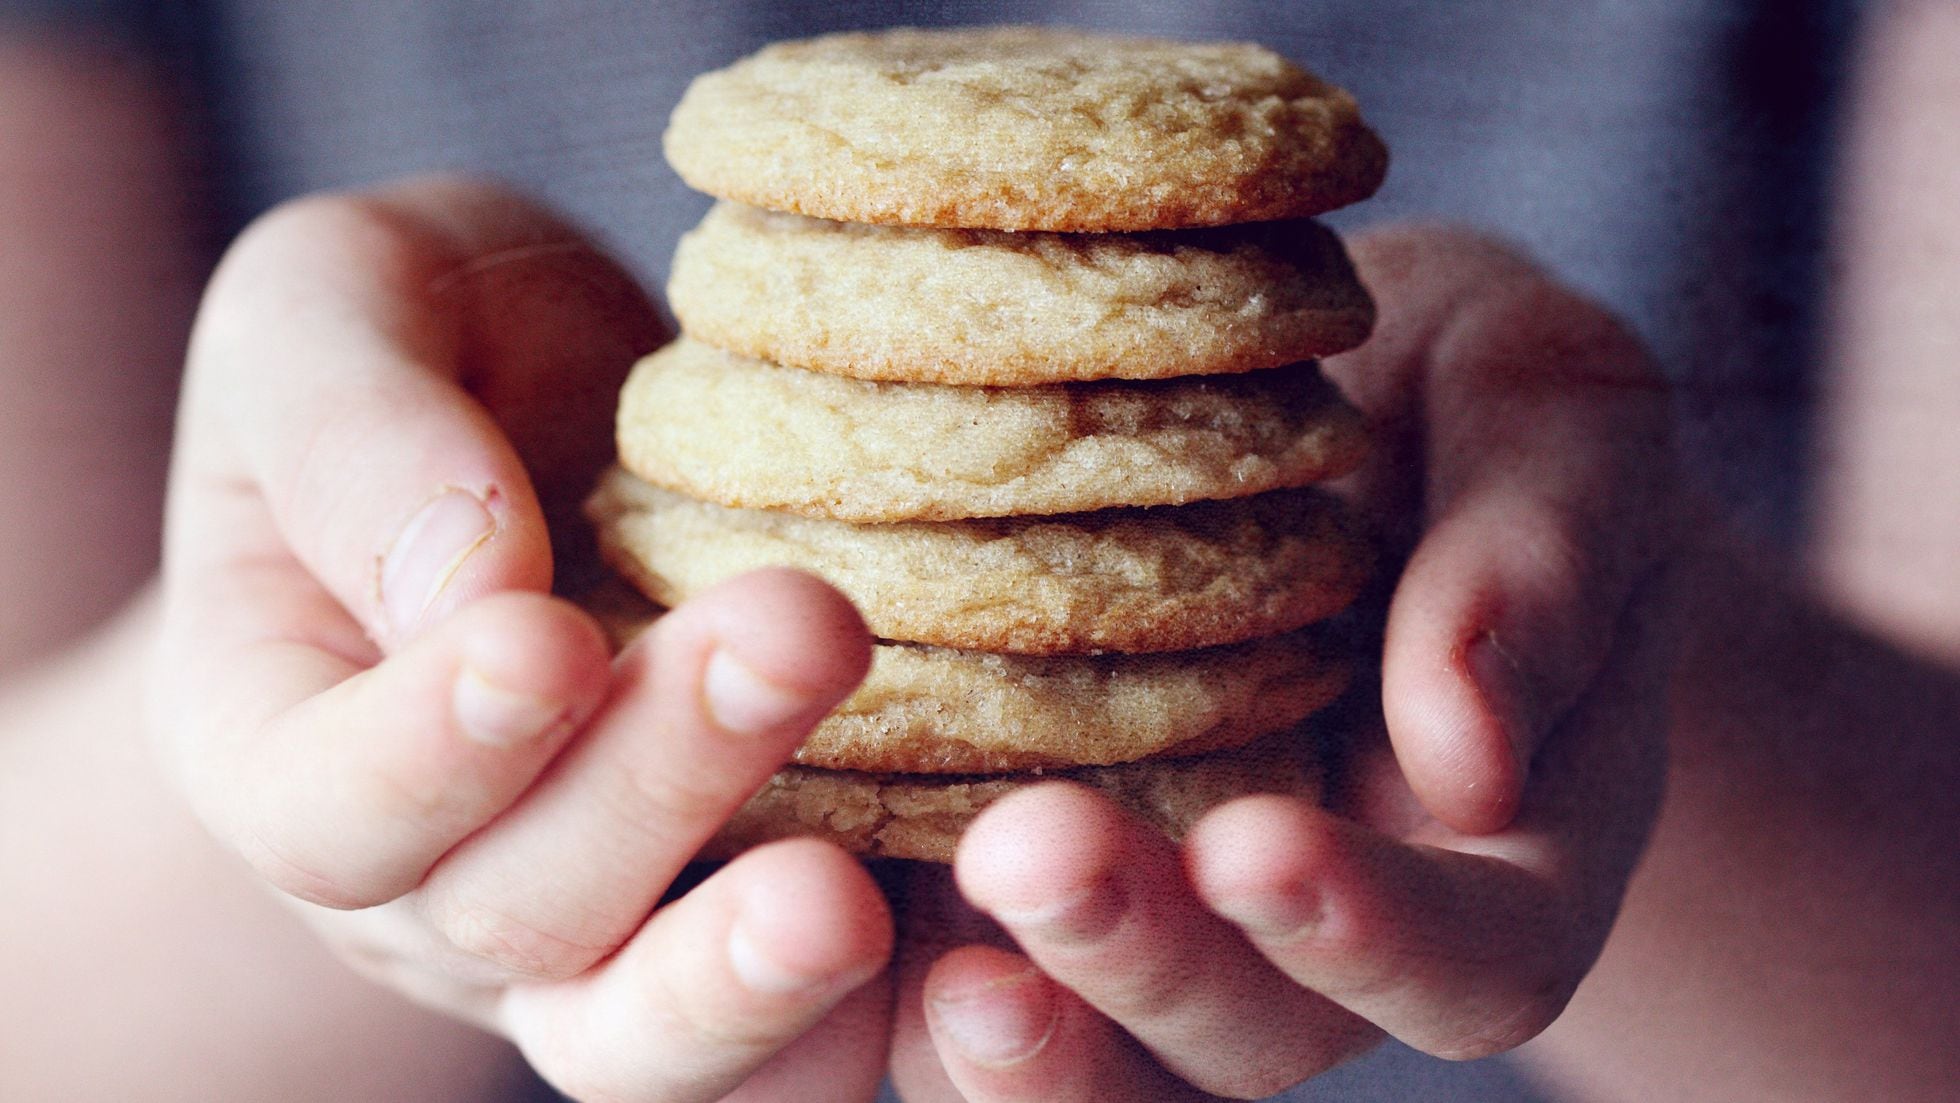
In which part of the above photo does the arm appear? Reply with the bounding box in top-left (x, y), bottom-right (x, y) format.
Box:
top-left (1814, 0), bottom-right (1960, 655)
top-left (0, 29), bottom-right (533, 1099)
top-left (0, 29), bottom-right (190, 669)
top-left (0, 599), bottom-right (538, 1100)
top-left (1522, 516), bottom-right (1960, 1101)
top-left (1523, 3), bottom-right (1960, 1096)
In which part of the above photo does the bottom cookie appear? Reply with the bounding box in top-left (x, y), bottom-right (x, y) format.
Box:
top-left (703, 736), bottom-right (1323, 864)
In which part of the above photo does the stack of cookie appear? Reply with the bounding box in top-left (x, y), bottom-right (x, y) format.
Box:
top-left (587, 26), bottom-right (1389, 862)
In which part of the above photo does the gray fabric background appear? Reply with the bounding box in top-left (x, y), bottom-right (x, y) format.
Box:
top-left (185, 0), bottom-right (1853, 550)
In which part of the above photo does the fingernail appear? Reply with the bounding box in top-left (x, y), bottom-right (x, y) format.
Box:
top-left (702, 648), bottom-right (811, 736)
top-left (452, 667), bottom-right (565, 748)
top-left (930, 968), bottom-right (1059, 1068)
top-left (1467, 632), bottom-right (1534, 770)
top-left (989, 873), bottom-right (1127, 947)
top-left (727, 918), bottom-right (827, 996)
top-left (381, 489), bottom-right (496, 638)
top-left (1214, 882), bottom-right (1326, 941)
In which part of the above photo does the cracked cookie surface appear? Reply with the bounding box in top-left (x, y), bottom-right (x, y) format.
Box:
top-left (669, 202), bottom-right (1375, 385)
top-left (591, 591), bottom-right (1349, 773)
top-left (664, 26), bottom-right (1387, 231)
top-left (589, 468), bottom-right (1371, 654)
top-left (615, 339), bottom-right (1368, 522)
top-left (704, 735), bottom-right (1325, 863)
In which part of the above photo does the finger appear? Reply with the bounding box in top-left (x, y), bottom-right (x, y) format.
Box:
top-left (379, 179), bottom-right (662, 551)
top-left (503, 839), bottom-right (893, 1103)
top-left (165, 590), bottom-right (612, 909)
top-left (886, 865), bottom-right (1193, 1102)
top-left (888, 860), bottom-right (1013, 1102)
top-left (1189, 798), bottom-right (1575, 1061)
top-left (1331, 227), bottom-right (1676, 831)
top-left (416, 569), bottom-right (872, 982)
top-left (914, 945), bottom-right (1217, 1103)
top-left (1189, 573), bottom-right (1670, 1060)
top-left (171, 177), bottom-right (660, 648)
top-left (1317, 226), bottom-right (1544, 536)
top-left (956, 784), bottom-right (1380, 1099)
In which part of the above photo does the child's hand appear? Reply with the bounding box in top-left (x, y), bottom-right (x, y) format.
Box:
top-left (890, 227), bottom-right (1679, 1101)
top-left (148, 178), bottom-right (893, 1103)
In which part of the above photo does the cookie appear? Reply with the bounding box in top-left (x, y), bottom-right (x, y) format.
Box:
top-left (669, 203), bottom-right (1375, 386)
top-left (590, 590), bottom-right (1349, 773)
top-left (664, 26), bottom-right (1388, 231)
top-left (616, 339), bottom-right (1368, 522)
top-left (703, 734), bottom-right (1324, 863)
top-left (588, 468), bottom-right (1371, 655)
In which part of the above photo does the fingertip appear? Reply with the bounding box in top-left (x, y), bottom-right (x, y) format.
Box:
top-left (727, 839), bottom-right (894, 994)
top-left (925, 944), bottom-right (1042, 999)
top-left (385, 478), bottom-right (556, 644)
top-left (954, 784), bottom-right (1129, 923)
top-left (921, 945), bottom-right (1223, 1103)
top-left (658, 568), bottom-right (872, 703)
top-left (1186, 796), bottom-right (1323, 899)
top-left (1189, 807), bottom-right (1582, 1062)
top-left (505, 838), bottom-right (891, 1103)
top-left (703, 568), bottom-right (874, 694)
top-left (1382, 540), bottom-right (1531, 834)
top-left (1186, 796), bottom-right (1344, 940)
top-left (617, 568), bottom-right (871, 741)
top-left (924, 946), bottom-right (1062, 1070)
top-left (452, 592), bottom-right (612, 706)
top-left (1345, 223), bottom-right (1543, 281)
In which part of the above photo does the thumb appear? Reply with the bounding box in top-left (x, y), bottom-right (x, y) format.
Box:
top-left (168, 178), bottom-right (661, 647)
top-left (1331, 227), bottom-right (1677, 833)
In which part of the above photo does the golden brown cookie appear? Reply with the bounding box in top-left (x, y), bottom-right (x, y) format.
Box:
top-left (669, 203), bottom-right (1375, 385)
top-left (616, 339), bottom-right (1368, 522)
top-left (664, 26), bottom-right (1388, 231)
top-left (704, 734), bottom-right (1325, 863)
top-left (588, 468), bottom-right (1371, 655)
top-left (802, 633), bottom-right (1348, 772)
top-left (590, 591), bottom-right (1348, 773)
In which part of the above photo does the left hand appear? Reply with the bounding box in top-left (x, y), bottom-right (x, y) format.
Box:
top-left (885, 226), bottom-right (1679, 1101)
top-left (146, 179), bottom-right (895, 1103)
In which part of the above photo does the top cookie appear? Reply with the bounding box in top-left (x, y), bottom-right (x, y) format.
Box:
top-left (664, 26), bottom-right (1389, 231)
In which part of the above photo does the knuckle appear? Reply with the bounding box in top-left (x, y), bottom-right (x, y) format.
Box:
top-left (239, 829), bottom-right (384, 911)
top-left (359, 742), bottom-right (492, 839)
top-left (1196, 1067), bottom-right (1316, 1101)
top-left (1353, 224), bottom-right (1541, 289)
top-left (361, 755), bottom-right (454, 826)
top-left (191, 188), bottom-right (442, 390)
top-left (1097, 977), bottom-right (1183, 1024)
top-left (1509, 507), bottom-right (1594, 596)
top-left (518, 1046), bottom-right (636, 1103)
top-left (211, 192), bottom-right (408, 300)
top-left (1427, 982), bottom-right (1571, 1061)
top-left (650, 966), bottom-right (786, 1051)
top-left (1338, 942), bottom-right (1433, 1006)
top-left (1528, 514), bottom-right (1635, 666)
top-left (1478, 279), bottom-right (1659, 387)
top-left (429, 893), bottom-right (610, 982)
top-left (1085, 950), bottom-right (1194, 1025)
top-left (1178, 1019), bottom-right (1382, 1099)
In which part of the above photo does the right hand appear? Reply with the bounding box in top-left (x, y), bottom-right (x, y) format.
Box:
top-left (886, 226), bottom-right (1678, 1102)
top-left (148, 178), bottom-right (893, 1103)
